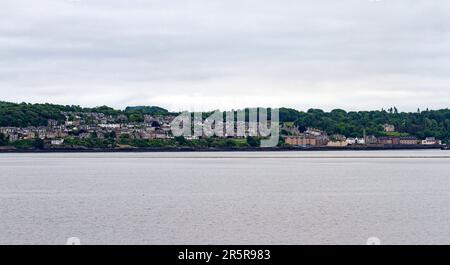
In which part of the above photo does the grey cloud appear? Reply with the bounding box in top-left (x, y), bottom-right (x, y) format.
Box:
top-left (0, 0), bottom-right (449, 111)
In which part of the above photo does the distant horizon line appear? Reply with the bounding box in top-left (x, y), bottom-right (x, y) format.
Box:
top-left (1, 100), bottom-right (449, 114)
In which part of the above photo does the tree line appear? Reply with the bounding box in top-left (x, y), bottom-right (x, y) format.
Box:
top-left (280, 107), bottom-right (450, 143)
top-left (0, 101), bottom-right (172, 127)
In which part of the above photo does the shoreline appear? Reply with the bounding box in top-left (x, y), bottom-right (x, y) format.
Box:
top-left (0, 144), bottom-right (447, 153)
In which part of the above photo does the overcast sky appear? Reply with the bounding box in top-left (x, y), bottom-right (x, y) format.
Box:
top-left (1, 0), bottom-right (449, 112)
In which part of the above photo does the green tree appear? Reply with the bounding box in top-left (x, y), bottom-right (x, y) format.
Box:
top-left (175, 136), bottom-right (189, 146)
top-left (246, 136), bottom-right (260, 147)
top-left (0, 133), bottom-right (8, 146)
top-left (32, 138), bottom-right (45, 149)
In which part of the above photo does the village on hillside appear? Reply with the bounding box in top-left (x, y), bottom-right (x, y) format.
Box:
top-left (283, 123), bottom-right (443, 148)
top-left (0, 110), bottom-right (445, 150)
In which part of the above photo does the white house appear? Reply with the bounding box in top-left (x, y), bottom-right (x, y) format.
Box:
top-left (51, 139), bottom-right (64, 145)
top-left (345, 138), bottom-right (356, 145)
top-left (422, 137), bottom-right (442, 145)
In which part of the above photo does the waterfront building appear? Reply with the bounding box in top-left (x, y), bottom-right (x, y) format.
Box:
top-left (285, 134), bottom-right (329, 147)
top-left (327, 141), bottom-right (348, 147)
top-left (422, 137), bottom-right (442, 145)
top-left (399, 136), bottom-right (419, 145)
top-left (365, 135), bottom-right (378, 145)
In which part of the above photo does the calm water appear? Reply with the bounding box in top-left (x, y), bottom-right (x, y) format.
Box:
top-left (0, 150), bottom-right (449, 245)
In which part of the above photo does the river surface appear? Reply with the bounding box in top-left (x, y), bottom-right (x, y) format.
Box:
top-left (0, 150), bottom-right (449, 245)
